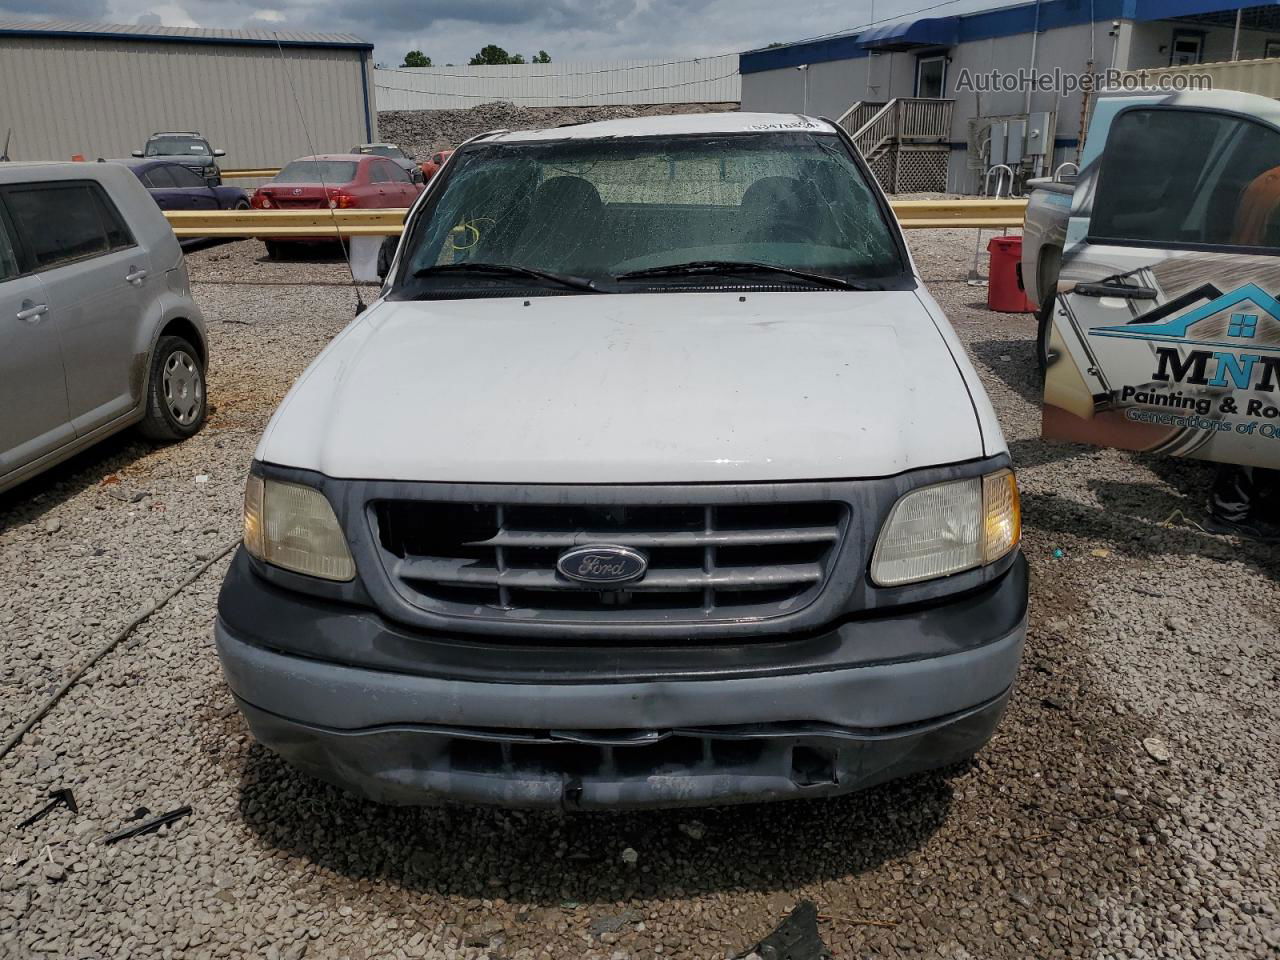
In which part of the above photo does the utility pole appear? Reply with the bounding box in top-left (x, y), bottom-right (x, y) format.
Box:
top-left (1232, 8), bottom-right (1242, 61)
top-left (798, 64), bottom-right (810, 114)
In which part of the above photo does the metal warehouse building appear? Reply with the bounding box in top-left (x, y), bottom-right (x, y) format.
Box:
top-left (0, 20), bottom-right (376, 169)
top-left (742, 0), bottom-right (1280, 194)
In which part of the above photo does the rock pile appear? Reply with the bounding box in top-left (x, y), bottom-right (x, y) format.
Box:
top-left (377, 101), bottom-right (739, 157)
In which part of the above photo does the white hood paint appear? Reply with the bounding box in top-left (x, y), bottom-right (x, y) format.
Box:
top-left (257, 290), bottom-right (990, 484)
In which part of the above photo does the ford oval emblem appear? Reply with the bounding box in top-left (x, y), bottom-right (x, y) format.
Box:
top-left (556, 544), bottom-right (648, 585)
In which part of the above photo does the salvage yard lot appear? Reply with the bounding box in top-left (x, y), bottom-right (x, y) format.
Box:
top-left (1, 234), bottom-right (1278, 960)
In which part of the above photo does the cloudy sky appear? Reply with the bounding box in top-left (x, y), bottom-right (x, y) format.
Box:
top-left (0, 0), bottom-right (1020, 66)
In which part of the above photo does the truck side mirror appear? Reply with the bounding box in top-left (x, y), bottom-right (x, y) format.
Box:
top-left (213, 149), bottom-right (226, 157)
top-left (131, 150), bottom-right (144, 157)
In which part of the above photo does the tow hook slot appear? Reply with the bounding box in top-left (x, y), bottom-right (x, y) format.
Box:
top-left (790, 745), bottom-right (837, 787)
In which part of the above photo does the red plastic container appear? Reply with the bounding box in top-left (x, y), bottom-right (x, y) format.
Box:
top-left (986, 235), bottom-right (1036, 313)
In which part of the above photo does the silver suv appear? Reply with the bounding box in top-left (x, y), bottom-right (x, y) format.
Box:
top-left (0, 162), bottom-right (208, 495)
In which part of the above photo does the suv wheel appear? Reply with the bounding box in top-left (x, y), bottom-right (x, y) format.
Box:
top-left (265, 240), bottom-right (288, 260)
top-left (139, 335), bottom-right (206, 441)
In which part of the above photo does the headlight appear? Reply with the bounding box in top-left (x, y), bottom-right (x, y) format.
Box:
top-left (243, 475), bottom-right (355, 581)
top-left (870, 469), bottom-right (1020, 586)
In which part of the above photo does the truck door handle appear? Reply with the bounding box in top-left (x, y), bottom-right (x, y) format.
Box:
top-left (1074, 281), bottom-right (1157, 299)
top-left (16, 300), bottom-right (48, 322)
top-left (125, 267), bottom-right (148, 285)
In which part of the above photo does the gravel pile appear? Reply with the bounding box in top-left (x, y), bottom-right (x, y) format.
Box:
top-left (378, 101), bottom-right (739, 157)
top-left (0, 234), bottom-right (1277, 959)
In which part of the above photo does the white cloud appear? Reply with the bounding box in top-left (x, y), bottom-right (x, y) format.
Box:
top-left (7, 0), bottom-right (1028, 74)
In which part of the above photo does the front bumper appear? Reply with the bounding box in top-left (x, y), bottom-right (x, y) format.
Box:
top-left (215, 551), bottom-right (1028, 809)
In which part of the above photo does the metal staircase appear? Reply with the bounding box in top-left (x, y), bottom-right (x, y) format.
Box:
top-left (835, 98), bottom-right (955, 193)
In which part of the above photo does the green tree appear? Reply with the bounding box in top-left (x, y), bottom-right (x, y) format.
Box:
top-left (532, 50), bottom-right (552, 63)
top-left (470, 44), bottom-right (514, 65)
top-left (401, 50), bottom-right (432, 67)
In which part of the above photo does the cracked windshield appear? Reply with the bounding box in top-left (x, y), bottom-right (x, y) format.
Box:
top-left (398, 131), bottom-right (903, 290)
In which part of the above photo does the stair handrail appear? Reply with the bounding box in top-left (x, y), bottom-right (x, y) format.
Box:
top-left (895, 98), bottom-right (955, 140)
top-left (851, 99), bottom-right (898, 157)
top-left (836, 100), bottom-right (863, 135)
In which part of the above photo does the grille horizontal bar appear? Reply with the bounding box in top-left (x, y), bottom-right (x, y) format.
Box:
top-left (395, 557), bottom-right (824, 591)
top-left (464, 525), bottom-right (841, 549)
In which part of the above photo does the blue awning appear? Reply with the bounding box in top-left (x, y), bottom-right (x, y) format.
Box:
top-left (857, 15), bottom-right (960, 51)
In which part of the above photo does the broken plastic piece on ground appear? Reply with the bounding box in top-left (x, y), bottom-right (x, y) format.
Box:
top-left (18, 788), bottom-right (78, 829)
top-left (1052, 548), bottom-right (1065, 559)
top-left (101, 805), bottom-right (192, 844)
top-left (735, 900), bottom-right (831, 960)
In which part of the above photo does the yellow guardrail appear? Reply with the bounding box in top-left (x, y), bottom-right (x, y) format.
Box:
top-left (164, 209), bottom-right (405, 238)
top-left (220, 168), bottom-right (281, 179)
top-left (891, 198), bottom-right (1028, 229)
top-left (163, 198), bottom-right (1030, 239)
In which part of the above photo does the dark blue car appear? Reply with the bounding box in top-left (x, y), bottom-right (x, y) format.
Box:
top-left (119, 159), bottom-right (249, 211)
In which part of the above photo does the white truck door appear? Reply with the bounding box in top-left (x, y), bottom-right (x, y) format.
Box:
top-left (1043, 91), bottom-right (1280, 470)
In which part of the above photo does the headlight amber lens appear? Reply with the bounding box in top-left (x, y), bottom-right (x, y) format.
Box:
top-left (982, 469), bottom-right (1021, 565)
top-left (243, 474), bottom-right (265, 561)
top-left (871, 469), bottom-right (1021, 587)
top-left (242, 475), bottom-right (355, 581)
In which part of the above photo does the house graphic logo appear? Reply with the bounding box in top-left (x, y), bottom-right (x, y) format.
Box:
top-left (1088, 283), bottom-right (1280, 391)
top-left (1088, 282), bottom-right (1280, 354)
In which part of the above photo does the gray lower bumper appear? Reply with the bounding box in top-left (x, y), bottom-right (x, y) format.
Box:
top-left (214, 594), bottom-right (1025, 808)
top-left (232, 689), bottom-right (1012, 809)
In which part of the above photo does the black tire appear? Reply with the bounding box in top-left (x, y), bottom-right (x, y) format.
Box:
top-left (265, 240), bottom-right (289, 260)
top-left (1035, 295), bottom-right (1054, 377)
top-left (234, 200), bottom-right (250, 211)
top-left (139, 335), bottom-right (206, 442)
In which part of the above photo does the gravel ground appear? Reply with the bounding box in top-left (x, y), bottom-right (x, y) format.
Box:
top-left (1, 231), bottom-right (1277, 960)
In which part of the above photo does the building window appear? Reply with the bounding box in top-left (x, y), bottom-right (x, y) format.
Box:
top-left (1266, 39), bottom-right (1280, 58)
top-left (1229, 314), bottom-right (1258, 338)
top-left (915, 54), bottom-right (947, 98)
top-left (1170, 30), bottom-right (1204, 66)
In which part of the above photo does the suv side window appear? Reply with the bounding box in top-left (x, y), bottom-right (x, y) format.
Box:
top-left (144, 166), bottom-right (176, 188)
top-left (1090, 108), bottom-right (1280, 250)
top-left (2, 181), bottom-right (135, 270)
top-left (387, 163), bottom-right (412, 183)
top-left (369, 162), bottom-right (393, 184)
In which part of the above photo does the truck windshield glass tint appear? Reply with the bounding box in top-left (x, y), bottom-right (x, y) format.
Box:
top-left (274, 161), bottom-right (358, 184)
top-left (396, 132), bottom-right (904, 289)
top-left (146, 137), bottom-right (210, 156)
top-left (1091, 108), bottom-right (1280, 250)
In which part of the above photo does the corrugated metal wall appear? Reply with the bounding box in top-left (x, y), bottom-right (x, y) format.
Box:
top-left (1123, 57), bottom-right (1280, 99)
top-left (374, 55), bottom-right (741, 110)
top-left (0, 36), bottom-right (376, 168)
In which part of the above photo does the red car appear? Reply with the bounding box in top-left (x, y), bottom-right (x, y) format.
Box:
top-left (251, 153), bottom-right (423, 259)
top-left (421, 148), bottom-right (454, 181)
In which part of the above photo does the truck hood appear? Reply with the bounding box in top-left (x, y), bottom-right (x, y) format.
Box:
top-left (258, 290), bottom-right (985, 483)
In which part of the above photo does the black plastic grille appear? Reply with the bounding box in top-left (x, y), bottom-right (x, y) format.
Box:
top-left (373, 499), bottom-right (847, 624)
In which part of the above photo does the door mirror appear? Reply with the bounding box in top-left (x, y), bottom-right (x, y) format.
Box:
top-left (376, 235), bottom-right (398, 282)
top-left (131, 150), bottom-right (144, 157)
top-left (213, 149), bottom-right (226, 158)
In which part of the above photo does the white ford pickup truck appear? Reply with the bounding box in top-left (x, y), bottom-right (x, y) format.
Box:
top-left (214, 113), bottom-right (1027, 809)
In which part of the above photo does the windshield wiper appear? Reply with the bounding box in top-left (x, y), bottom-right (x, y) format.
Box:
top-left (413, 262), bottom-right (600, 292)
top-left (613, 260), bottom-right (870, 291)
